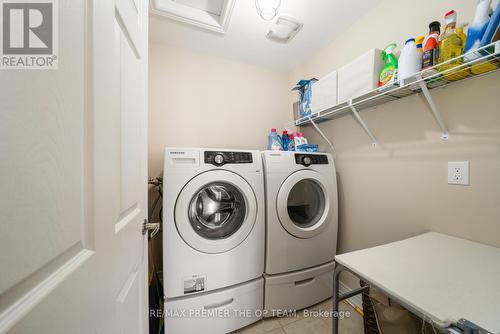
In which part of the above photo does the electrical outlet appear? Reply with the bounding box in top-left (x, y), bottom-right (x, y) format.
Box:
top-left (448, 161), bottom-right (470, 185)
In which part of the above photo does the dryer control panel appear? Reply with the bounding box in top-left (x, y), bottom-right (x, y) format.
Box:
top-left (205, 151), bottom-right (253, 166)
top-left (295, 153), bottom-right (328, 167)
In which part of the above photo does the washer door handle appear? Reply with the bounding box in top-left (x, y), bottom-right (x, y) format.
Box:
top-left (203, 298), bottom-right (234, 310)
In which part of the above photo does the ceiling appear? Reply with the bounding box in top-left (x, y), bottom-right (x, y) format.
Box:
top-left (149, 0), bottom-right (382, 72)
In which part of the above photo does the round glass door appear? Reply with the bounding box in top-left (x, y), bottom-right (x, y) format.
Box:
top-left (277, 170), bottom-right (331, 239)
top-left (287, 179), bottom-right (325, 228)
top-left (188, 182), bottom-right (246, 240)
top-left (175, 170), bottom-right (257, 254)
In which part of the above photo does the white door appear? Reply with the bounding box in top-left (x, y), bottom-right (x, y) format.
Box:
top-left (0, 0), bottom-right (149, 332)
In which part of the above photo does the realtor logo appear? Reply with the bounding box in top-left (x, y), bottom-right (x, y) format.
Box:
top-left (1, 0), bottom-right (58, 69)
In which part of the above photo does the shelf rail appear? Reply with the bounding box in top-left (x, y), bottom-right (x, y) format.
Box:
top-left (293, 41), bottom-right (500, 145)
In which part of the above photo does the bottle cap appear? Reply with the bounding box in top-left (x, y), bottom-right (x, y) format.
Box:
top-left (271, 128), bottom-right (277, 132)
top-left (445, 10), bottom-right (456, 17)
top-left (405, 38), bottom-right (415, 44)
top-left (429, 21), bottom-right (441, 33)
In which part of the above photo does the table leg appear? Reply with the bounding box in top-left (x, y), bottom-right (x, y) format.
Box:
top-left (332, 264), bottom-right (344, 334)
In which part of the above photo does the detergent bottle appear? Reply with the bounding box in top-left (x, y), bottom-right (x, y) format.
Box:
top-left (299, 133), bottom-right (308, 145)
top-left (480, 1), bottom-right (500, 47)
top-left (294, 132), bottom-right (303, 149)
top-left (281, 130), bottom-right (291, 151)
top-left (288, 133), bottom-right (295, 151)
top-left (378, 43), bottom-right (398, 88)
top-left (398, 38), bottom-right (422, 83)
top-left (471, 2), bottom-right (500, 74)
top-left (422, 21), bottom-right (441, 69)
top-left (465, 0), bottom-right (492, 56)
top-left (267, 128), bottom-right (283, 151)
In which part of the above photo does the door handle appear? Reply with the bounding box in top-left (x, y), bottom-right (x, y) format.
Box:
top-left (203, 298), bottom-right (234, 310)
top-left (294, 277), bottom-right (315, 286)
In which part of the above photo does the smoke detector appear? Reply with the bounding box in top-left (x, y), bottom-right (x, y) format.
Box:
top-left (266, 15), bottom-right (303, 43)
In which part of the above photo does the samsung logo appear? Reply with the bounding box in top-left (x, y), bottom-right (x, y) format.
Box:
top-left (169, 151), bottom-right (185, 155)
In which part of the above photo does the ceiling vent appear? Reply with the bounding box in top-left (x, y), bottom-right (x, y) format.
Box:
top-left (266, 15), bottom-right (303, 43)
top-left (150, 0), bottom-right (235, 34)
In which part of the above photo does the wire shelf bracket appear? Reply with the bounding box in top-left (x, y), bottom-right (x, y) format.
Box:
top-left (308, 116), bottom-right (336, 154)
top-left (348, 100), bottom-right (377, 147)
top-left (416, 75), bottom-right (449, 140)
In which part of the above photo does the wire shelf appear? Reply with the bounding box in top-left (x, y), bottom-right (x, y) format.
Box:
top-left (295, 41), bottom-right (500, 127)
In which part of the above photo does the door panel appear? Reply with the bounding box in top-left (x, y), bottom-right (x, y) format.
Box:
top-left (115, 6), bottom-right (142, 233)
top-left (0, 0), bottom-right (89, 328)
top-left (0, 0), bottom-right (149, 332)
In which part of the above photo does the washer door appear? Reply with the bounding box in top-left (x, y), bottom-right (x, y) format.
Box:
top-left (175, 170), bottom-right (257, 254)
top-left (277, 170), bottom-right (330, 239)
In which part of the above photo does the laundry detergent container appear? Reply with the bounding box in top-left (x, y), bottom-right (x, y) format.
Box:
top-left (337, 48), bottom-right (383, 103)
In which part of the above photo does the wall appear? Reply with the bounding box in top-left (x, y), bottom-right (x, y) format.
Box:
top-left (149, 44), bottom-right (291, 177)
top-left (289, 0), bottom-right (500, 287)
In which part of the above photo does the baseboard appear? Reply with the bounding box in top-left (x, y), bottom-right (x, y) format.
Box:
top-left (339, 281), bottom-right (363, 311)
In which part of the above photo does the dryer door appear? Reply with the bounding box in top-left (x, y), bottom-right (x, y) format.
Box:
top-left (277, 170), bottom-right (330, 239)
top-left (175, 170), bottom-right (257, 254)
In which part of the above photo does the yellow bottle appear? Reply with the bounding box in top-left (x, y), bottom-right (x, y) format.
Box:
top-left (457, 24), bottom-right (467, 49)
top-left (438, 10), bottom-right (469, 80)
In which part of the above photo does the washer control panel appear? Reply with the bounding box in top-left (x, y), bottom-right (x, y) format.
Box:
top-left (205, 151), bottom-right (253, 166)
top-left (295, 153), bottom-right (328, 166)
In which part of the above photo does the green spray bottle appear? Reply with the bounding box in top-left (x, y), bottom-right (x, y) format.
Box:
top-left (378, 43), bottom-right (398, 87)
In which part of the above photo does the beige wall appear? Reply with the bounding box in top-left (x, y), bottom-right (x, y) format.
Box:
top-left (149, 44), bottom-right (291, 177)
top-left (289, 0), bottom-right (500, 285)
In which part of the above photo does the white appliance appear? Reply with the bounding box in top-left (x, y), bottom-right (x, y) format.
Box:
top-left (163, 148), bottom-right (265, 333)
top-left (262, 151), bottom-right (338, 314)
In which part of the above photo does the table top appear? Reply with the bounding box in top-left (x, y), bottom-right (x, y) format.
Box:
top-left (335, 232), bottom-right (500, 333)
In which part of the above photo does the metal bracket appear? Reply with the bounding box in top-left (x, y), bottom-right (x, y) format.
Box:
top-left (309, 116), bottom-right (336, 154)
top-left (416, 77), bottom-right (449, 140)
top-left (348, 100), bottom-right (377, 147)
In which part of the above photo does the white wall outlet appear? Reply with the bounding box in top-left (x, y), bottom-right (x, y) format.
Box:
top-left (448, 161), bottom-right (470, 185)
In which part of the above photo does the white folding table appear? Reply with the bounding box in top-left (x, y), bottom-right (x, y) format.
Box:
top-left (332, 232), bottom-right (500, 334)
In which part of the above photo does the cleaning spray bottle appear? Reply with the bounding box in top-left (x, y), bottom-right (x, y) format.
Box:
top-left (378, 43), bottom-right (398, 88)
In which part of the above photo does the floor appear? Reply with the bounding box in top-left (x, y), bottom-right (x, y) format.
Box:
top-left (234, 299), bottom-right (364, 334)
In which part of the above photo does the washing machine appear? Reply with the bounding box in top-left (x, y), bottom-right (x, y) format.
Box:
top-left (262, 151), bottom-right (338, 315)
top-left (163, 148), bottom-right (265, 334)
